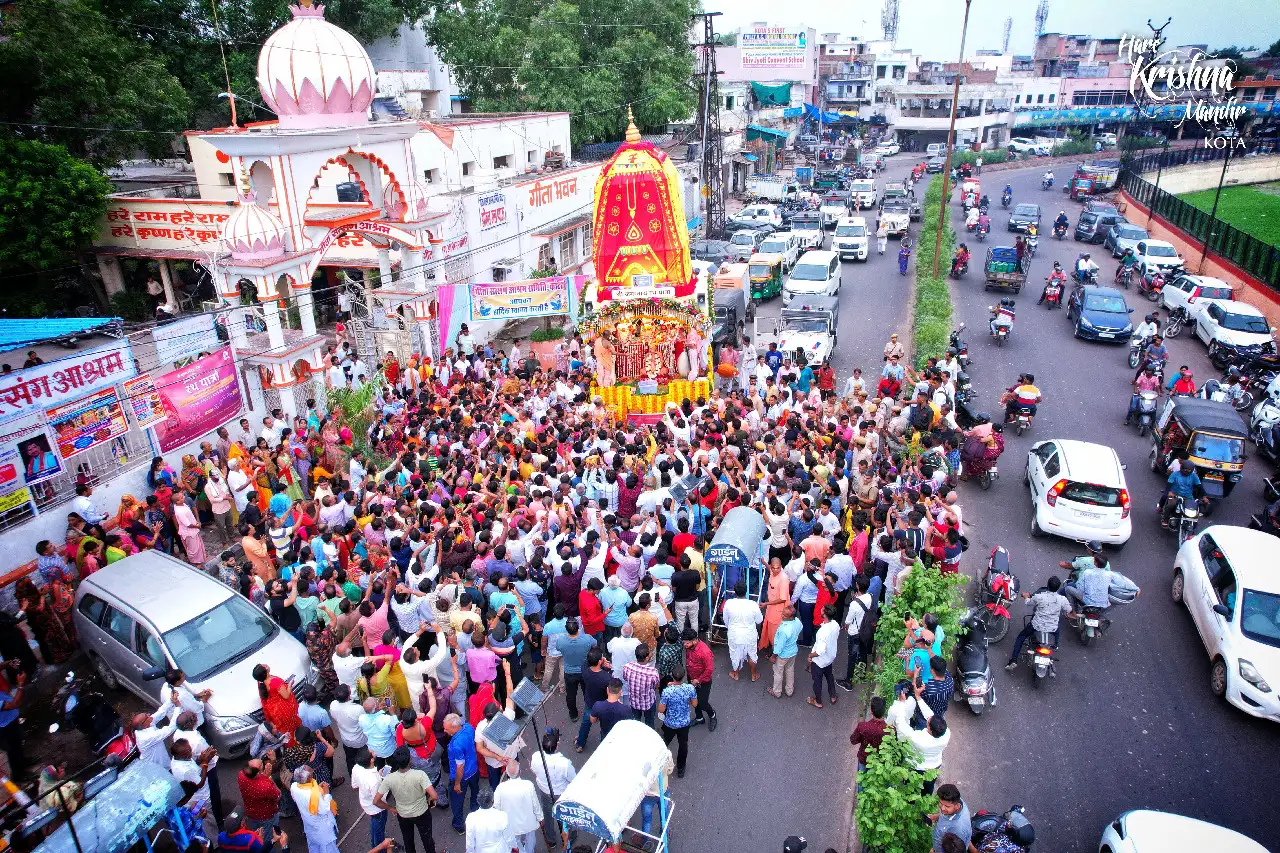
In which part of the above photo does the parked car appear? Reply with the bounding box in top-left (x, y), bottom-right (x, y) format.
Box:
top-left (925, 156), bottom-right (947, 173)
top-left (1132, 239), bottom-right (1186, 279)
top-left (1008, 137), bottom-right (1051, 155)
top-left (925, 142), bottom-right (946, 158)
top-left (727, 229), bottom-right (767, 262)
top-left (1026, 439), bottom-right (1132, 546)
top-left (1095, 132), bottom-right (1119, 148)
top-left (1066, 284), bottom-right (1135, 341)
top-left (691, 239), bottom-right (733, 265)
top-left (833, 216), bottom-right (870, 261)
top-left (783, 249), bottom-right (842, 306)
top-left (730, 203), bottom-right (783, 231)
top-left (1007, 203), bottom-right (1042, 233)
top-left (73, 550), bottom-right (315, 756)
top-left (1171, 526), bottom-right (1280, 719)
top-left (1075, 209), bottom-right (1127, 243)
top-left (1104, 222), bottom-right (1149, 257)
top-left (1190, 298), bottom-right (1277, 365)
top-left (756, 231), bottom-right (803, 271)
top-left (1100, 810), bottom-right (1268, 853)
top-left (1160, 274), bottom-right (1235, 313)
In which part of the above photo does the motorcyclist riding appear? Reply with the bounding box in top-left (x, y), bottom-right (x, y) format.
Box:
top-left (1161, 458), bottom-right (1208, 528)
top-left (951, 243), bottom-right (971, 276)
top-left (1004, 575), bottom-right (1074, 671)
top-left (1168, 365), bottom-right (1197, 396)
top-left (1054, 211), bottom-right (1070, 233)
top-left (1133, 330), bottom-right (1167, 382)
top-left (978, 210), bottom-right (991, 233)
top-left (966, 206), bottom-right (981, 230)
top-left (1075, 252), bottom-right (1099, 281)
top-left (1002, 184), bottom-right (1013, 202)
top-left (1116, 247), bottom-right (1139, 284)
top-left (1126, 364), bottom-right (1161, 424)
top-left (1002, 373), bottom-right (1042, 425)
top-left (1038, 262), bottom-right (1066, 304)
top-left (1042, 170), bottom-right (1055, 188)
top-left (979, 193), bottom-right (991, 210)
top-left (990, 297), bottom-right (1016, 337)
top-left (1060, 542), bottom-right (1140, 610)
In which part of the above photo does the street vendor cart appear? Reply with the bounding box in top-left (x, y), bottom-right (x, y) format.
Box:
top-left (554, 720), bottom-right (675, 853)
top-left (705, 506), bottom-right (767, 641)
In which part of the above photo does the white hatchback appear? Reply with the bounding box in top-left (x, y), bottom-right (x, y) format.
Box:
top-left (1100, 809), bottom-right (1267, 853)
top-left (1025, 439), bottom-right (1132, 547)
top-left (1172, 525), bottom-right (1280, 721)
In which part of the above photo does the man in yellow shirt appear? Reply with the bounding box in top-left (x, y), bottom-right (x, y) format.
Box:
top-left (1003, 373), bottom-right (1042, 424)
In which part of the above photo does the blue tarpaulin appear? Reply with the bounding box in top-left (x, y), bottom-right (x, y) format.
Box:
top-left (0, 318), bottom-right (121, 354)
top-left (803, 103), bottom-right (844, 124)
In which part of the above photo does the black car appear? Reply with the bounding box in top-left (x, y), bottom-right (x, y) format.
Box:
top-left (1007, 203), bottom-right (1042, 233)
top-left (925, 156), bottom-right (947, 173)
top-left (691, 239), bottom-right (733, 264)
top-left (1065, 284), bottom-right (1135, 342)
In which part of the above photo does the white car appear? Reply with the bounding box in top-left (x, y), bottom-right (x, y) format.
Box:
top-left (848, 179), bottom-right (878, 210)
top-left (783, 250), bottom-right (842, 305)
top-left (1100, 809), bottom-right (1268, 853)
top-left (1026, 439), bottom-right (1132, 547)
top-left (1132, 239), bottom-right (1185, 279)
top-left (1172, 526), bottom-right (1280, 721)
top-left (833, 217), bottom-right (869, 262)
top-left (1008, 137), bottom-right (1050, 155)
top-left (819, 196), bottom-right (849, 228)
top-left (1190, 299), bottom-right (1276, 360)
top-left (731, 203), bottom-right (783, 230)
top-left (875, 140), bottom-right (899, 156)
top-left (756, 231), bottom-right (802, 271)
top-left (1159, 273), bottom-right (1235, 314)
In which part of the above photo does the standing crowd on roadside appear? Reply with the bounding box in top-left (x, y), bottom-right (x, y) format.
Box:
top-left (6, 317), bottom-right (996, 853)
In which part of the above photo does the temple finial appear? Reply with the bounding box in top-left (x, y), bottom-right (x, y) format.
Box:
top-left (625, 106), bottom-right (640, 143)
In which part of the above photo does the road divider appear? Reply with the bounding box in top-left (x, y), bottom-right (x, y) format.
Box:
top-left (912, 177), bottom-right (956, 367)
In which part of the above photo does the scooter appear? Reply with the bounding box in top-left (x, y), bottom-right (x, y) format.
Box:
top-left (978, 546), bottom-right (1018, 642)
top-left (1138, 271), bottom-right (1165, 302)
top-left (1001, 192), bottom-right (1012, 209)
top-left (1129, 389), bottom-right (1159, 436)
top-left (1041, 279), bottom-right (1062, 309)
top-left (1042, 176), bottom-right (1054, 190)
top-left (1072, 267), bottom-right (1098, 284)
top-left (976, 224), bottom-right (989, 242)
top-left (1249, 396), bottom-right (1280, 465)
top-left (1164, 306), bottom-right (1189, 338)
top-left (51, 671), bottom-right (135, 762)
top-left (1053, 223), bottom-right (1068, 240)
top-left (1018, 613), bottom-right (1057, 687)
top-left (1025, 233), bottom-right (1038, 258)
top-left (1114, 265), bottom-right (1134, 289)
top-left (950, 324), bottom-right (971, 369)
top-left (952, 608), bottom-right (996, 715)
top-left (971, 806), bottom-right (1036, 852)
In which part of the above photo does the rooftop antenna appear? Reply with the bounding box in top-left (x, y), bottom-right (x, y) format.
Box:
top-left (1034, 0), bottom-right (1049, 37)
top-left (881, 0), bottom-right (899, 44)
top-left (1002, 17), bottom-right (1013, 54)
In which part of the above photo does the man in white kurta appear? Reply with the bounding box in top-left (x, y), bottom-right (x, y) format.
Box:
top-left (493, 775), bottom-right (544, 853)
top-left (466, 787), bottom-right (511, 853)
top-left (722, 581), bottom-right (764, 681)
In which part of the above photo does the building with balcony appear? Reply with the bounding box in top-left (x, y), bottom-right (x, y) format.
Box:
top-left (878, 74), bottom-right (1017, 148)
top-left (713, 23), bottom-right (819, 106)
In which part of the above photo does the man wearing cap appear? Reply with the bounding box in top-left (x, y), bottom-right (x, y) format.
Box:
top-left (883, 334), bottom-right (906, 362)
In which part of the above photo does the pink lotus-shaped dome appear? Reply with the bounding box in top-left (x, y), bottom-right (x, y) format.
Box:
top-left (223, 195), bottom-right (287, 261)
top-left (383, 179), bottom-right (432, 221)
top-left (257, 0), bottom-right (376, 129)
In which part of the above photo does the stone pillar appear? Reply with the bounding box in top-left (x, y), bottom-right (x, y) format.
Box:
top-left (405, 248), bottom-right (430, 292)
top-left (272, 365), bottom-right (299, 419)
top-left (261, 300), bottom-right (286, 353)
top-left (377, 247), bottom-right (394, 285)
top-left (158, 259), bottom-right (179, 310)
top-left (294, 285), bottom-right (318, 337)
top-left (96, 254), bottom-right (126, 296)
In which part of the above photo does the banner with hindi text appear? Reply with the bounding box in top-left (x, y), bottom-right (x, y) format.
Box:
top-left (153, 347), bottom-right (243, 453)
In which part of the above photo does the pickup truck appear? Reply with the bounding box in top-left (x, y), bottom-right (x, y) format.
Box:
top-left (879, 199), bottom-right (911, 237)
top-left (819, 195), bottom-right (849, 228)
top-left (789, 212), bottom-right (825, 250)
top-left (747, 176), bottom-right (800, 203)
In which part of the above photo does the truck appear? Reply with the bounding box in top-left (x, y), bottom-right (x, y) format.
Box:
top-left (1065, 159), bottom-right (1121, 199)
top-left (752, 295), bottom-right (840, 367)
top-left (712, 262), bottom-right (753, 319)
top-left (747, 175), bottom-right (801, 204)
top-left (983, 245), bottom-right (1026, 293)
top-left (879, 197), bottom-right (911, 238)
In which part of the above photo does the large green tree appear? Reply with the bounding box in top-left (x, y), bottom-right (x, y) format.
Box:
top-left (424, 0), bottom-right (698, 144)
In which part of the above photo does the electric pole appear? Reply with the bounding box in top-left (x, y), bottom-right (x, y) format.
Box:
top-left (932, 0), bottom-right (973, 279)
top-left (693, 12), bottom-right (726, 240)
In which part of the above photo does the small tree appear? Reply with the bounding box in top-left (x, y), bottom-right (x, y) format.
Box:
top-left (0, 139), bottom-right (110, 273)
top-left (855, 735), bottom-right (938, 853)
top-left (873, 562), bottom-right (967, 702)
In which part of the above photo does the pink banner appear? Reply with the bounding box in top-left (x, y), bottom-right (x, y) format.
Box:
top-left (436, 284), bottom-right (457, 359)
top-left (153, 347), bottom-right (243, 453)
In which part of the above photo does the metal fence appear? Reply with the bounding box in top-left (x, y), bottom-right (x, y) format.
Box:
top-left (1126, 142), bottom-right (1280, 174)
top-left (1119, 168), bottom-right (1280, 290)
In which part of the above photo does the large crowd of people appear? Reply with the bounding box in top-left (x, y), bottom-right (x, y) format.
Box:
top-left (7, 324), bottom-right (990, 853)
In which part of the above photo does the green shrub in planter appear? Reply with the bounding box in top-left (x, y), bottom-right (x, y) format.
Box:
top-left (855, 734), bottom-right (938, 853)
top-left (529, 327), bottom-right (566, 343)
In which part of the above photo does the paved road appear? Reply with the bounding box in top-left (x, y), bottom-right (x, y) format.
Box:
top-left (938, 164), bottom-right (1280, 851)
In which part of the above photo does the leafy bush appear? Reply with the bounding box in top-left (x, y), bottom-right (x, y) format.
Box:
top-left (110, 288), bottom-right (153, 321)
top-left (529, 326), bottom-right (566, 342)
top-left (950, 150), bottom-right (1009, 167)
top-left (855, 734), bottom-right (938, 853)
top-left (1049, 139), bottom-right (1096, 157)
top-left (911, 178), bottom-right (955, 368)
top-left (871, 563), bottom-right (967, 702)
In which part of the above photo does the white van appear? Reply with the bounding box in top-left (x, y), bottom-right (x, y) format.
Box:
top-left (783, 250), bottom-right (842, 305)
top-left (757, 231), bottom-right (802, 271)
top-left (926, 142), bottom-right (946, 158)
top-left (833, 217), bottom-right (869, 262)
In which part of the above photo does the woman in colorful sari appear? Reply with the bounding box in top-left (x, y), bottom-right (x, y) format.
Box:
top-left (252, 663), bottom-right (302, 743)
top-left (173, 492), bottom-right (207, 566)
top-left (16, 576), bottom-right (77, 664)
top-left (319, 419), bottom-right (343, 473)
top-left (370, 630), bottom-right (412, 711)
top-left (303, 620), bottom-right (339, 700)
top-left (275, 449), bottom-right (305, 504)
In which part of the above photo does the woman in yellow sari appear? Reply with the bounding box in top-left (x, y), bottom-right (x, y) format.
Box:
top-left (355, 653), bottom-right (397, 708)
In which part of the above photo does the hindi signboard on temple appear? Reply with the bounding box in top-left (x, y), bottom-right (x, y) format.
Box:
top-left (468, 276), bottom-right (578, 322)
top-left (478, 191), bottom-right (509, 231)
top-left (0, 344), bottom-right (137, 421)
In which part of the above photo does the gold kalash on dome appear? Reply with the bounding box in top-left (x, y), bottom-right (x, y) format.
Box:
top-left (581, 108), bottom-right (711, 419)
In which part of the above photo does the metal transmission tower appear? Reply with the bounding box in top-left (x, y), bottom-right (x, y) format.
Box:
top-left (1034, 0), bottom-right (1049, 36)
top-left (693, 12), bottom-right (726, 240)
top-left (881, 0), bottom-right (899, 44)
top-left (1002, 17), bottom-right (1013, 53)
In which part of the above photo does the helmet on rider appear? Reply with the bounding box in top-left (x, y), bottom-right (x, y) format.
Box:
top-left (1179, 459), bottom-right (1196, 474)
top-left (1084, 540), bottom-right (1103, 554)
top-left (999, 297), bottom-right (1015, 308)
top-left (1053, 261), bottom-right (1062, 270)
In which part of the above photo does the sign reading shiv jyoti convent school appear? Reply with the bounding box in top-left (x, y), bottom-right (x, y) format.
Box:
top-left (468, 276), bottom-right (581, 322)
top-left (740, 27), bottom-right (808, 69)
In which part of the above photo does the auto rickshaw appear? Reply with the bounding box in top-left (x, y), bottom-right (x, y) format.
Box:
top-left (1150, 396), bottom-right (1248, 501)
top-left (748, 252), bottom-right (785, 302)
top-left (1068, 177), bottom-right (1099, 201)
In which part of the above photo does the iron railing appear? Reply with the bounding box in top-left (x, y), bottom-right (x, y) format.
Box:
top-left (1119, 168), bottom-right (1280, 290)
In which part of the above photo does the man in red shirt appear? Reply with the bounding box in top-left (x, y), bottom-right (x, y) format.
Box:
top-left (237, 758), bottom-right (282, 835)
top-left (683, 628), bottom-right (719, 731)
top-left (850, 695), bottom-right (889, 779)
top-left (671, 518), bottom-right (696, 559)
top-left (579, 577), bottom-right (607, 642)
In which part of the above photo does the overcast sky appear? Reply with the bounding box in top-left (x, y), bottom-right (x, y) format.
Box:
top-left (713, 0), bottom-right (1277, 63)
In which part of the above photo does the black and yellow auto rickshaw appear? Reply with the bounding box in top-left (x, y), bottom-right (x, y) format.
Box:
top-left (748, 252), bottom-right (784, 302)
top-left (1150, 396), bottom-right (1248, 501)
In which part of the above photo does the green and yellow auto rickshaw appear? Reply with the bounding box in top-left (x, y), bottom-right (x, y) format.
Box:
top-left (748, 253), bottom-right (784, 302)
top-left (1150, 396), bottom-right (1248, 502)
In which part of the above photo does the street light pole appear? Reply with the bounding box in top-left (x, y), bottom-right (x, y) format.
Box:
top-left (932, 0), bottom-right (973, 279)
top-left (1197, 141), bottom-right (1233, 273)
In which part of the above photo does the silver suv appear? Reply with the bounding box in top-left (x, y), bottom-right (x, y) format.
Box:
top-left (73, 550), bottom-right (314, 756)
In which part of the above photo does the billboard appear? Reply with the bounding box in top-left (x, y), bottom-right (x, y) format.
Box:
top-left (152, 314), bottom-right (220, 365)
top-left (45, 386), bottom-right (130, 460)
top-left (0, 412), bottom-right (62, 495)
top-left (153, 347), bottom-right (243, 453)
top-left (122, 374), bottom-right (167, 429)
top-left (0, 343), bottom-right (136, 421)
top-left (741, 27), bottom-right (808, 70)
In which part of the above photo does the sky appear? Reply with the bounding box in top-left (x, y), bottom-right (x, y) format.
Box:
top-left (711, 0), bottom-right (1278, 63)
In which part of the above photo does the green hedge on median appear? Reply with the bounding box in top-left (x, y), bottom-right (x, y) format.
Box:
top-left (911, 177), bottom-right (955, 368)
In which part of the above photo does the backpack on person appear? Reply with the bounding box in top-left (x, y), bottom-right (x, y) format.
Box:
top-left (854, 595), bottom-right (878, 646)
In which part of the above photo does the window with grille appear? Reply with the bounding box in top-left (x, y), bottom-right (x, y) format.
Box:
top-left (559, 232), bottom-right (577, 266)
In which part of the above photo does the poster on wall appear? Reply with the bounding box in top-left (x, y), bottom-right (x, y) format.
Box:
top-left (153, 347), bottom-right (243, 453)
top-left (0, 412), bottom-right (62, 494)
top-left (122, 375), bottom-right (167, 429)
top-left (45, 387), bottom-right (130, 460)
top-left (469, 276), bottom-right (575, 322)
top-left (152, 314), bottom-right (219, 365)
top-left (0, 488), bottom-right (32, 514)
top-left (740, 27), bottom-right (808, 69)
top-left (477, 191), bottom-right (509, 231)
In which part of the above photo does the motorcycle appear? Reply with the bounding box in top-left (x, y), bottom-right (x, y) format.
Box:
top-left (1018, 612), bottom-right (1057, 686)
top-left (1114, 265), bottom-right (1133, 289)
top-left (1041, 279), bottom-right (1062, 309)
top-left (1053, 223), bottom-right (1068, 240)
top-left (978, 546), bottom-right (1018, 642)
top-left (1072, 267), bottom-right (1098, 284)
top-left (950, 324), bottom-right (971, 369)
top-left (1250, 396), bottom-right (1280, 465)
top-left (1138, 272), bottom-right (1165, 302)
top-left (1127, 334), bottom-right (1147, 369)
top-left (971, 806), bottom-right (1036, 852)
top-left (51, 671), bottom-right (135, 763)
top-left (976, 224), bottom-right (989, 242)
top-left (1042, 176), bottom-right (1054, 190)
top-left (1025, 233), bottom-right (1038, 258)
top-left (952, 609), bottom-right (996, 715)
top-left (949, 260), bottom-right (969, 279)
top-left (1163, 493), bottom-right (1202, 545)
top-left (1248, 477), bottom-right (1280, 536)
top-left (1001, 192), bottom-right (1012, 209)
top-left (1164, 306), bottom-right (1188, 338)
top-left (1130, 389), bottom-right (1159, 436)
top-left (1200, 379), bottom-right (1254, 413)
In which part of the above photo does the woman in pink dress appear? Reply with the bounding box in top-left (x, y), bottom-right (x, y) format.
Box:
top-left (172, 492), bottom-right (207, 565)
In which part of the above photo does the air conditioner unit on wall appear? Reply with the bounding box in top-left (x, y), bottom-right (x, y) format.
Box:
top-left (492, 263), bottom-right (516, 282)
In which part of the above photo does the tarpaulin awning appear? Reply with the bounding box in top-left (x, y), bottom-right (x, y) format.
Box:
top-left (0, 318), bottom-right (122, 354)
top-left (751, 82), bottom-right (792, 107)
top-left (746, 125), bottom-right (789, 147)
top-left (803, 104), bottom-right (845, 124)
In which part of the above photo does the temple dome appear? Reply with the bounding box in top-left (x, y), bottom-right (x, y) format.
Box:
top-left (257, 0), bottom-right (376, 129)
top-left (223, 195), bottom-right (288, 261)
top-left (590, 110), bottom-right (692, 290)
